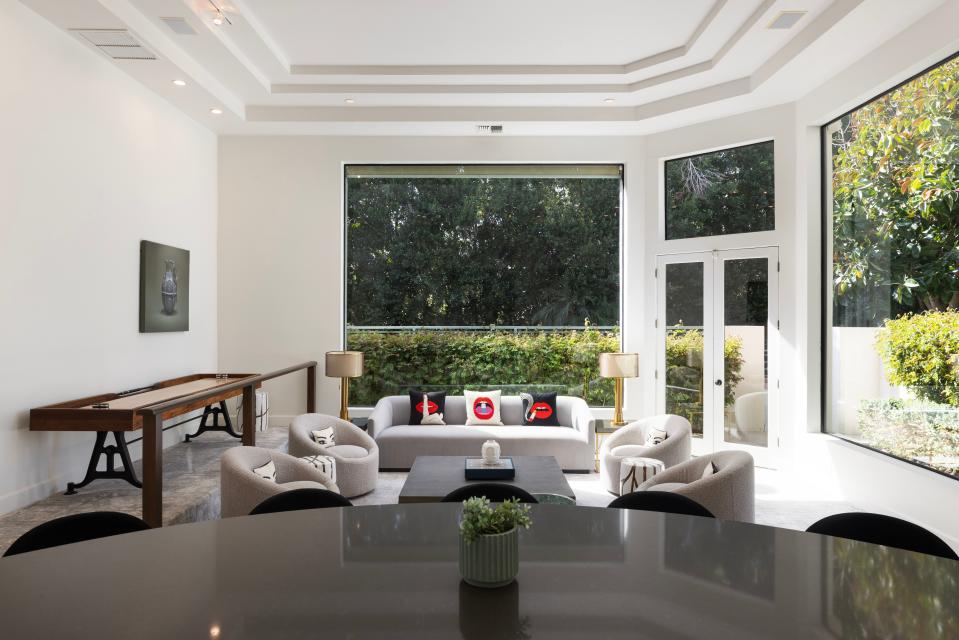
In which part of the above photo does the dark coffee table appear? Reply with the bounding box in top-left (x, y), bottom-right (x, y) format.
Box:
top-left (398, 455), bottom-right (575, 503)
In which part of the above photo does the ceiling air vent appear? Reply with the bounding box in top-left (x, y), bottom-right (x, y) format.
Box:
top-left (72, 29), bottom-right (156, 60)
top-left (160, 17), bottom-right (197, 36)
top-left (476, 125), bottom-right (504, 134)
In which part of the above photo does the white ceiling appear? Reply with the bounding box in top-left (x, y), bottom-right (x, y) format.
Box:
top-left (18, 0), bottom-right (951, 135)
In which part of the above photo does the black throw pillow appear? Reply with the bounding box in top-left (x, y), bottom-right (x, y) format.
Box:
top-left (521, 392), bottom-right (560, 426)
top-left (408, 390), bottom-right (446, 425)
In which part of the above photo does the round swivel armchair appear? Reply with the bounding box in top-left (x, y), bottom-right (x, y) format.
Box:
top-left (599, 414), bottom-right (692, 495)
top-left (290, 414), bottom-right (379, 498)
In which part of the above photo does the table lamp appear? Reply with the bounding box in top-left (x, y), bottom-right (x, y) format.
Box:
top-left (599, 352), bottom-right (639, 426)
top-left (325, 351), bottom-right (364, 421)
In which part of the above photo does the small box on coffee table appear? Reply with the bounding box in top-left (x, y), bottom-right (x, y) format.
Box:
top-left (465, 457), bottom-right (515, 480)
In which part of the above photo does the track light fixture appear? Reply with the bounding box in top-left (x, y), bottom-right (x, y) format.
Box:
top-left (207, 0), bottom-right (232, 27)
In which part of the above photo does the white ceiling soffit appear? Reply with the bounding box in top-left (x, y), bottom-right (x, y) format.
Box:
top-left (16, 0), bottom-right (954, 134)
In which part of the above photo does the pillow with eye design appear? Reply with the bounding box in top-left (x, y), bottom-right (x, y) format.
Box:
top-left (311, 426), bottom-right (336, 447)
top-left (252, 460), bottom-right (276, 482)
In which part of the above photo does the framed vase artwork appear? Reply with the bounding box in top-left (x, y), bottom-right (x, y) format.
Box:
top-left (139, 240), bottom-right (190, 332)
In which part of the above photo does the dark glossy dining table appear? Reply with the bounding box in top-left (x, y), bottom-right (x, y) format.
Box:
top-left (0, 503), bottom-right (956, 639)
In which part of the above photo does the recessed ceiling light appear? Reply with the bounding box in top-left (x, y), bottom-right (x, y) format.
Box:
top-left (172, 79), bottom-right (187, 87)
top-left (209, 108), bottom-right (223, 115)
top-left (603, 97), bottom-right (615, 103)
top-left (767, 10), bottom-right (807, 30)
top-left (212, 15), bottom-right (224, 26)
top-left (344, 98), bottom-right (355, 104)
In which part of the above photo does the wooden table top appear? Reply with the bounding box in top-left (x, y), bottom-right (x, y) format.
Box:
top-left (80, 378), bottom-right (238, 410)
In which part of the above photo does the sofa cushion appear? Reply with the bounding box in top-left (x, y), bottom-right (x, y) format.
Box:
top-left (610, 444), bottom-right (650, 458)
top-left (464, 390), bottom-right (504, 426)
top-left (520, 392), bottom-right (560, 426)
top-left (326, 444), bottom-right (369, 459)
top-left (409, 390), bottom-right (446, 425)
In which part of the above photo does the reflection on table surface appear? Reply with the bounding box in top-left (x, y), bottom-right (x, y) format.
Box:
top-left (0, 503), bottom-right (956, 639)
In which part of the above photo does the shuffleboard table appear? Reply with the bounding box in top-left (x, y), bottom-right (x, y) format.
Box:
top-left (30, 373), bottom-right (258, 494)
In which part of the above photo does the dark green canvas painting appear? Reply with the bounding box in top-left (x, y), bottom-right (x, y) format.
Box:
top-left (139, 240), bottom-right (189, 333)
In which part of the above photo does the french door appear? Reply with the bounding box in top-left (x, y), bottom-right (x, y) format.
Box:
top-left (655, 247), bottom-right (779, 467)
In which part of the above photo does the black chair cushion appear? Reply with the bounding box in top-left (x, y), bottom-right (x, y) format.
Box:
top-left (250, 488), bottom-right (352, 515)
top-left (806, 512), bottom-right (958, 561)
top-left (4, 511), bottom-right (150, 557)
top-left (441, 483), bottom-right (539, 504)
top-left (607, 490), bottom-right (715, 518)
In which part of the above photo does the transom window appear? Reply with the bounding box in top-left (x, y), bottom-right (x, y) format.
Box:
top-left (664, 141), bottom-right (775, 240)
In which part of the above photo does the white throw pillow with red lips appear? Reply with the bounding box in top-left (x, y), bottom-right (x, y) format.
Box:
top-left (464, 389), bottom-right (504, 426)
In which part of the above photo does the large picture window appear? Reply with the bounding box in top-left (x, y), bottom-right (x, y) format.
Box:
top-left (344, 164), bottom-right (622, 406)
top-left (824, 54), bottom-right (959, 477)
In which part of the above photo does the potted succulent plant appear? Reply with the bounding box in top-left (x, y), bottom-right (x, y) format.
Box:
top-left (459, 497), bottom-right (532, 588)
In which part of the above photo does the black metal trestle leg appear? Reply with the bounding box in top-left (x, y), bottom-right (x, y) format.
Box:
top-left (184, 402), bottom-right (242, 442)
top-left (65, 431), bottom-right (142, 495)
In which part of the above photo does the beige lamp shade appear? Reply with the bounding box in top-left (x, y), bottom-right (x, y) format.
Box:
top-left (599, 352), bottom-right (639, 378)
top-left (325, 351), bottom-right (364, 378)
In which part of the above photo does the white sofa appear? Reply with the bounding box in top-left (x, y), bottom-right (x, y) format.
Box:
top-left (368, 395), bottom-right (595, 471)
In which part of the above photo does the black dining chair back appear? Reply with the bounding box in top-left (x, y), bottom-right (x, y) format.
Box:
top-left (441, 483), bottom-right (539, 504)
top-left (607, 491), bottom-right (715, 518)
top-left (249, 488), bottom-right (353, 515)
top-left (3, 511), bottom-right (151, 557)
top-left (806, 512), bottom-right (958, 561)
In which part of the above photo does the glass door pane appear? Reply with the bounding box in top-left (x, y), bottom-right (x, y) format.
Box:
top-left (664, 262), bottom-right (706, 439)
top-left (720, 257), bottom-right (770, 448)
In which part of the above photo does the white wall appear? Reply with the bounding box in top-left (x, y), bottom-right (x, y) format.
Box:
top-left (793, 0), bottom-right (959, 548)
top-left (217, 136), bottom-right (645, 421)
top-left (0, 3), bottom-right (218, 515)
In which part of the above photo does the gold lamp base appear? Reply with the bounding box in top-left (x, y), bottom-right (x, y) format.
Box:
top-left (339, 377), bottom-right (350, 421)
top-left (612, 377), bottom-right (627, 426)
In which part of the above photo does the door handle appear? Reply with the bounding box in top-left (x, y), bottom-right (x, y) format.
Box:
top-left (715, 380), bottom-right (723, 386)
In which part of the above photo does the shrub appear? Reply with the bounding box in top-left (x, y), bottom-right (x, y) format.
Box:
top-left (858, 399), bottom-right (959, 475)
top-left (347, 327), bottom-right (619, 406)
top-left (876, 310), bottom-right (959, 407)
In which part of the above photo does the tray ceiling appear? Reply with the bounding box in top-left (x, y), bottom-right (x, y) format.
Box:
top-left (18, 0), bottom-right (951, 134)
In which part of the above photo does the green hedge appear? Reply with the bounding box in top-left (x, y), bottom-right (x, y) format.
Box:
top-left (347, 328), bottom-right (619, 406)
top-left (347, 328), bottom-right (746, 417)
top-left (876, 310), bottom-right (959, 407)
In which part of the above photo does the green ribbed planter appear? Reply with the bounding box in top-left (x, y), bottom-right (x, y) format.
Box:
top-left (459, 527), bottom-right (519, 588)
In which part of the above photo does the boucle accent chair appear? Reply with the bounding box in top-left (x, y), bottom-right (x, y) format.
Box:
top-left (635, 450), bottom-right (755, 523)
top-left (368, 395), bottom-right (594, 471)
top-left (289, 414), bottom-right (379, 498)
top-left (599, 415), bottom-right (692, 494)
top-left (220, 447), bottom-right (339, 518)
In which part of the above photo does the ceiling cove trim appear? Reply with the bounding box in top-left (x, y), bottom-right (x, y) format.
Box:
top-left (267, 0), bottom-right (777, 97)
top-left (99, 0), bottom-right (246, 115)
top-left (244, 0), bottom-right (867, 126)
top-left (280, 0), bottom-right (728, 78)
